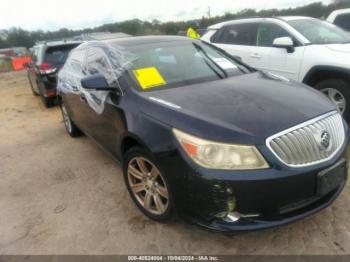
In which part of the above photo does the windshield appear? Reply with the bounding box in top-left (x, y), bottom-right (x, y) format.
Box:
top-left (127, 41), bottom-right (251, 91)
top-left (288, 18), bottom-right (350, 44)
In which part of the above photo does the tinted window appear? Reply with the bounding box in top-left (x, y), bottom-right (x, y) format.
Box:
top-left (212, 23), bottom-right (259, 46)
top-left (256, 23), bottom-right (294, 47)
top-left (68, 49), bottom-right (85, 74)
top-left (44, 44), bottom-right (80, 64)
top-left (334, 13), bottom-right (350, 31)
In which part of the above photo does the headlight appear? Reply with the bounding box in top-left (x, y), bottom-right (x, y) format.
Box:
top-left (173, 128), bottom-right (269, 170)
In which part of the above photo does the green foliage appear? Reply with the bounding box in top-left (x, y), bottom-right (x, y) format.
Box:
top-left (0, 1), bottom-right (349, 49)
top-left (0, 59), bottom-right (13, 72)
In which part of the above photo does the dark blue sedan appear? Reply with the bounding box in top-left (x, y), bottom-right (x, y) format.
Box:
top-left (57, 36), bottom-right (348, 232)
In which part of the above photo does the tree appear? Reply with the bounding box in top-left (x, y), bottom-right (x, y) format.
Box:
top-left (333, 0), bottom-right (350, 3)
top-left (1, 1), bottom-right (350, 49)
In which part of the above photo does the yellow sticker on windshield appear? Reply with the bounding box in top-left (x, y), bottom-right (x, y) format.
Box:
top-left (133, 67), bottom-right (167, 90)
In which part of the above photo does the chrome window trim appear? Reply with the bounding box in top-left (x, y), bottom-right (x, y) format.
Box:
top-left (265, 111), bottom-right (345, 168)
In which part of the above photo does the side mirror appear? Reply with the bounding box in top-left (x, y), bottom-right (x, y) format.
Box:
top-left (273, 37), bottom-right (294, 53)
top-left (81, 74), bottom-right (115, 91)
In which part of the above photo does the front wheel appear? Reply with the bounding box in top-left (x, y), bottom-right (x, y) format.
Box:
top-left (315, 79), bottom-right (350, 120)
top-left (123, 147), bottom-right (174, 222)
top-left (42, 97), bottom-right (55, 108)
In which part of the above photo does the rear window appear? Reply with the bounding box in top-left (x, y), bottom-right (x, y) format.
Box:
top-left (334, 13), bottom-right (350, 31)
top-left (44, 44), bottom-right (80, 64)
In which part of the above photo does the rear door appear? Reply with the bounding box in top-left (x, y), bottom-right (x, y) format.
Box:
top-left (211, 22), bottom-right (260, 65)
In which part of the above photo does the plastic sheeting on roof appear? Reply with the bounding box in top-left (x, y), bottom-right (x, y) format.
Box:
top-left (57, 41), bottom-right (138, 114)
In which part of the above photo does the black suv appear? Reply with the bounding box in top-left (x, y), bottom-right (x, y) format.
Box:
top-left (27, 41), bottom-right (82, 107)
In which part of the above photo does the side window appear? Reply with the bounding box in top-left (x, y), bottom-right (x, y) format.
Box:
top-left (256, 23), bottom-right (294, 47)
top-left (68, 49), bottom-right (85, 75)
top-left (86, 48), bottom-right (118, 86)
top-left (334, 14), bottom-right (350, 31)
top-left (212, 23), bottom-right (259, 46)
top-left (86, 48), bottom-right (110, 75)
top-left (210, 28), bottom-right (225, 43)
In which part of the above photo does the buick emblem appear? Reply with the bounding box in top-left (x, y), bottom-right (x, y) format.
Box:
top-left (320, 130), bottom-right (330, 149)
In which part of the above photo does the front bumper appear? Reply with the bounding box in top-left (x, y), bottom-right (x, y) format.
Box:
top-left (195, 180), bottom-right (345, 232)
top-left (156, 145), bottom-right (348, 232)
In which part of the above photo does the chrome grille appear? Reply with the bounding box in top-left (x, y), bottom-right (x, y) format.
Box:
top-left (266, 112), bottom-right (345, 167)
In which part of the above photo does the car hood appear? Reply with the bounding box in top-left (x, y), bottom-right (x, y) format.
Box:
top-left (324, 43), bottom-right (350, 53)
top-left (140, 72), bottom-right (336, 145)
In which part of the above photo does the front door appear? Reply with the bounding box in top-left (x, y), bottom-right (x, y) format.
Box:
top-left (82, 47), bottom-right (124, 157)
top-left (252, 22), bottom-right (304, 80)
top-left (61, 48), bottom-right (90, 131)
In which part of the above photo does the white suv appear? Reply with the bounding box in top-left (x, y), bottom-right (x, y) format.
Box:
top-left (202, 17), bottom-right (350, 119)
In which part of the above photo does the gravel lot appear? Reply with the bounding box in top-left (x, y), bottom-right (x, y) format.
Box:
top-left (1, 70), bottom-right (350, 255)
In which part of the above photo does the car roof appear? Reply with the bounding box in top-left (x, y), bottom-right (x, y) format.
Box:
top-left (207, 16), bottom-right (314, 29)
top-left (207, 18), bottom-right (262, 29)
top-left (103, 35), bottom-right (191, 47)
top-left (34, 40), bottom-right (83, 48)
top-left (328, 8), bottom-right (350, 16)
top-left (277, 16), bottom-right (313, 21)
top-left (327, 8), bottom-right (350, 22)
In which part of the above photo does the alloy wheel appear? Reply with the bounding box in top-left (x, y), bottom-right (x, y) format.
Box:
top-left (127, 157), bottom-right (169, 215)
top-left (320, 87), bottom-right (346, 114)
top-left (61, 104), bottom-right (72, 133)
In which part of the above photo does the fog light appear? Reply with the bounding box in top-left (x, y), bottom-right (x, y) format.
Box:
top-left (215, 211), bottom-right (241, 223)
top-left (215, 211), bottom-right (260, 223)
top-left (224, 212), bottom-right (241, 222)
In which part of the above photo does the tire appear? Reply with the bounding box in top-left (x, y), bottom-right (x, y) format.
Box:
top-left (28, 75), bottom-right (39, 96)
top-left (59, 101), bottom-right (82, 137)
top-left (42, 96), bottom-right (55, 108)
top-left (123, 147), bottom-right (174, 222)
top-left (314, 79), bottom-right (350, 120)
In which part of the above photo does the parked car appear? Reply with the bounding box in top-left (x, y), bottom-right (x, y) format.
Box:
top-left (57, 36), bottom-right (348, 232)
top-left (327, 8), bottom-right (350, 31)
top-left (202, 17), bottom-right (350, 120)
top-left (27, 41), bottom-right (82, 107)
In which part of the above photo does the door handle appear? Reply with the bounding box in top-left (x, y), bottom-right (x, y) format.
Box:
top-left (250, 53), bottom-right (262, 59)
top-left (80, 93), bottom-right (88, 103)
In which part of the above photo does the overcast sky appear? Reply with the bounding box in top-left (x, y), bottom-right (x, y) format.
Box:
top-left (0, 0), bottom-right (332, 31)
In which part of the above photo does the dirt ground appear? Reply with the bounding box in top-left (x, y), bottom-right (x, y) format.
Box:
top-left (1, 70), bottom-right (350, 255)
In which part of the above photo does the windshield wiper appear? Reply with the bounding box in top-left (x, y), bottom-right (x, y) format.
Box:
top-left (201, 40), bottom-right (252, 74)
top-left (192, 43), bottom-right (228, 79)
